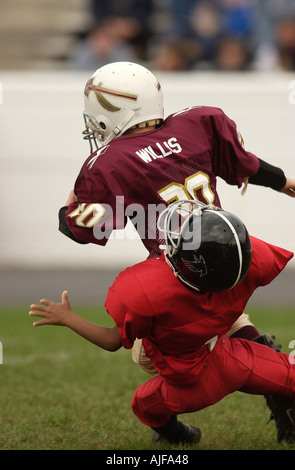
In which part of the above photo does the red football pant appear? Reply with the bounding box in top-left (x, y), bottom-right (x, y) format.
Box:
top-left (131, 336), bottom-right (295, 428)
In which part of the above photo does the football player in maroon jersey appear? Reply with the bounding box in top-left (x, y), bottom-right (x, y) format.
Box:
top-left (31, 202), bottom-right (295, 444)
top-left (59, 61), bottom-right (295, 347)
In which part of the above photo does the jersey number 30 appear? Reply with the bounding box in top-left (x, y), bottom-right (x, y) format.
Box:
top-left (158, 171), bottom-right (215, 205)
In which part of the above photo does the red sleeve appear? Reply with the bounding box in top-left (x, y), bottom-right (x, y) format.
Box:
top-left (249, 236), bottom-right (293, 286)
top-left (210, 109), bottom-right (260, 187)
top-left (104, 266), bottom-right (154, 349)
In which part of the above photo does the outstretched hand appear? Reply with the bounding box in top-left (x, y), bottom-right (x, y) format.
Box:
top-left (279, 177), bottom-right (295, 198)
top-left (29, 290), bottom-right (73, 327)
top-left (29, 291), bottom-right (122, 351)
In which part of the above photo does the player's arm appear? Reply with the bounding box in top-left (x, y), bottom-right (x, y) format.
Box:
top-left (58, 189), bottom-right (125, 245)
top-left (211, 109), bottom-right (295, 198)
top-left (58, 190), bottom-right (89, 244)
top-left (247, 158), bottom-right (295, 197)
top-left (279, 177), bottom-right (295, 197)
top-left (59, 206), bottom-right (89, 244)
top-left (29, 291), bottom-right (122, 352)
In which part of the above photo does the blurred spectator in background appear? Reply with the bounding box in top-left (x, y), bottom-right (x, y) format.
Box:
top-left (68, 0), bottom-right (155, 70)
top-left (150, 0), bottom-right (255, 71)
top-left (275, 17), bottom-right (295, 70)
top-left (215, 36), bottom-right (252, 70)
top-left (67, 0), bottom-right (295, 72)
top-left (150, 38), bottom-right (202, 71)
top-left (165, 0), bottom-right (203, 37)
top-left (67, 17), bottom-right (139, 70)
top-left (209, 0), bottom-right (255, 71)
top-left (219, 0), bottom-right (255, 39)
top-left (152, 0), bottom-right (221, 69)
top-left (89, 0), bottom-right (155, 61)
top-left (190, 0), bottom-right (221, 67)
top-left (214, 0), bottom-right (255, 71)
top-left (252, 0), bottom-right (295, 70)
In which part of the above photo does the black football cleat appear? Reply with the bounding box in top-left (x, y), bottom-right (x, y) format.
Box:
top-left (151, 415), bottom-right (201, 445)
top-left (252, 334), bottom-right (295, 442)
top-left (252, 333), bottom-right (282, 352)
top-left (266, 395), bottom-right (295, 443)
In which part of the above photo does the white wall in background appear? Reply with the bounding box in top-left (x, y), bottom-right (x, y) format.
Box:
top-left (0, 71), bottom-right (294, 269)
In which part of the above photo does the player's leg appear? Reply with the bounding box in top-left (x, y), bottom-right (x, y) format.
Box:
top-left (131, 374), bottom-right (201, 444)
top-left (132, 314), bottom-right (275, 376)
top-left (227, 312), bottom-right (260, 340)
top-left (131, 336), bottom-right (295, 443)
top-left (131, 337), bottom-right (253, 441)
top-left (132, 318), bottom-right (290, 442)
top-left (236, 338), bottom-right (295, 442)
top-left (229, 317), bottom-right (292, 441)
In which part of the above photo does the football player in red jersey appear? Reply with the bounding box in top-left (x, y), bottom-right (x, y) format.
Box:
top-left (58, 62), bottom-right (295, 346)
top-left (31, 201), bottom-right (295, 444)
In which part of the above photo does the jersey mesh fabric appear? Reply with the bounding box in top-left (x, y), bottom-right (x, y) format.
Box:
top-left (66, 106), bottom-right (259, 257)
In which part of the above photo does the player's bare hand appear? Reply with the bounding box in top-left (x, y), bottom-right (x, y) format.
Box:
top-left (279, 177), bottom-right (295, 198)
top-left (29, 290), bottom-right (72, 327)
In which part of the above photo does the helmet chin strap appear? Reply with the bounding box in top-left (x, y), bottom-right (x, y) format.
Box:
top-left (103, 110), bottom-right (135, 146)
top-left (83, 110), bottom-right (136, 151)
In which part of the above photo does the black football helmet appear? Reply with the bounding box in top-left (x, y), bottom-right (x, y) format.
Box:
top-left (158, 200), bottom-right (252, 292)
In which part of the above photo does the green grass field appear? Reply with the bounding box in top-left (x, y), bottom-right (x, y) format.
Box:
top-left (0, 304), bottom-right (295, 451)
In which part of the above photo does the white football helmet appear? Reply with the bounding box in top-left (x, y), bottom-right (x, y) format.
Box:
top-left (82, 62), bottom-right (164, 152)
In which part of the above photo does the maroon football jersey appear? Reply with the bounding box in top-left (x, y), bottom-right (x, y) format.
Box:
top-left (66, 106), bottom-right (259, 257)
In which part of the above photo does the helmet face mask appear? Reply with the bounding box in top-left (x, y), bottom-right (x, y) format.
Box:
top-left (82, 62), bottom-right (164, 152)
top-left (158, 200), bottom-right (252, 293)
top-left (82, 112), bottom-right (104, 152)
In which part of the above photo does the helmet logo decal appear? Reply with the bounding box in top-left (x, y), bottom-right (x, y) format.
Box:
top-left (182, 254), bottom-right (208, 277)
top-left (84, 78), bottom-right (138, 112)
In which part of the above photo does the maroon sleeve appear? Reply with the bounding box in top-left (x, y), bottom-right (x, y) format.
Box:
top-left (64, 161), bottom-right (127, 245)
top-left (65, 197), bottom-right (126, 245)
top-left (210, 109), bottom-right (260, 187)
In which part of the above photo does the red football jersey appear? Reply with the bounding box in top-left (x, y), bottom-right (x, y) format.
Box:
top-left (66, 106), bottom-right (259, 257)
top-left (105, 237), bottom-right (293, 382)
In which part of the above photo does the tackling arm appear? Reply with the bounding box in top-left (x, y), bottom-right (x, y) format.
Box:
top-left (210, 110), bottom-right (295, 197)
top-left (248, 158), bottom-right (295, 197)
top-left (29, 291), bottom-right (122, 352)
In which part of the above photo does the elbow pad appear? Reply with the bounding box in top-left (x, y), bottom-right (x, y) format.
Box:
top-left (248, 159), bottom-right (286, 190)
